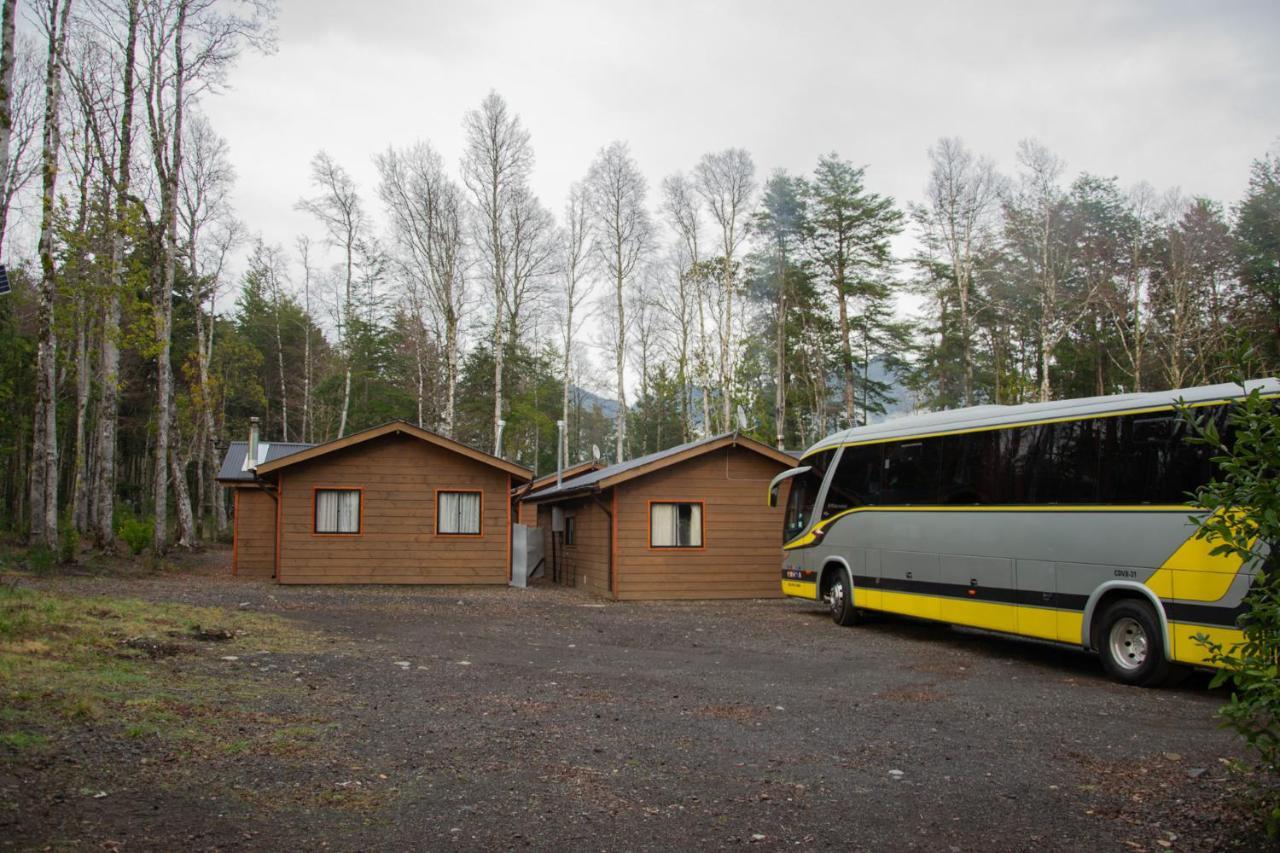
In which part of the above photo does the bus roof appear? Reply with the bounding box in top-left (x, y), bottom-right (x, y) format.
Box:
top-left (801, 378), bottom-right (1280, 458)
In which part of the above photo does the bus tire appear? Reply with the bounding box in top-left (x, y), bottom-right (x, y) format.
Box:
top-left (1096, 598), bottom-right (1172, 687)
top-left (829, 568), bottom-right (859, 627)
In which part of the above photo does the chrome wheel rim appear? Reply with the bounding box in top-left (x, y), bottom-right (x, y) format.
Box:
top-left (830, 580), bottom-right (845, 616)
top-left (1108, 616), bottom-right (1148, 672)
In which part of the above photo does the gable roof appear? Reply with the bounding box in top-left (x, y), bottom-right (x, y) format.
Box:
top-left (253, 420), bottom-right (533, 481)
top-left (217, 440), bottom-right (315, 483)
top-left (516, 460), bottom-right (604, 496)
top-left (525, 432), bottom-right (794, 503)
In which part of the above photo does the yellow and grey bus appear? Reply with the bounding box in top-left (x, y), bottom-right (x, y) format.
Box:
top-left (769, 379), bottom-right (1277, 686)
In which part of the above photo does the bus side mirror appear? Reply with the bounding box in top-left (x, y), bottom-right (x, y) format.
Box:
top-left (768, 466), bottom-right (812, 508)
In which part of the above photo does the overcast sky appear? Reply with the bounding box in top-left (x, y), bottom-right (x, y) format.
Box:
top-left (200, 0), bottom-right (1279, 283)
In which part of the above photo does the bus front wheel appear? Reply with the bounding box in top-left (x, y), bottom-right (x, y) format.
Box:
top-left (1096, 599), bottom-right (1172, 686)
top-left (828, 569), bottom-right (859, 627)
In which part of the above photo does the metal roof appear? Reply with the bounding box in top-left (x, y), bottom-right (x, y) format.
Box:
top-left (216, 440), bottom-right (314, 483)
top-left (528, 432), bottom-right (793, 501)
top-left (802, 378), bottom-right (1280, 457)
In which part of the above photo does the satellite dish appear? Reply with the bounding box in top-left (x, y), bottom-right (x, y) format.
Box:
top-left (591, 443), bottom-right (601, 462)
top-left (735, 405), bottom-right (748, 432)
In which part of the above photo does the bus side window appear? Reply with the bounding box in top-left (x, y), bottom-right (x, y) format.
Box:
top-left (882, 439), bottom-right (942, 504)
top-left (821, 445), bottom-right (882, 518)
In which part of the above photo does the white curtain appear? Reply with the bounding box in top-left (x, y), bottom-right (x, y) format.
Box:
top-left (684, 504), bottom-right (703, 547)
top-left (439, 491), bottom-right (481, 534)
top-left (651, 503), bottom-right (677, 547)
top-left (316, 490), bottom-right (359, 533)
top-left (652, 503), bottom-right (701, 547)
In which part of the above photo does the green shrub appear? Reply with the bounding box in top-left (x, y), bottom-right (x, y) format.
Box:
top-left (116, 515), bottom-right (152, 557)
top-left (1182, 380), bottom-right (1280, 836)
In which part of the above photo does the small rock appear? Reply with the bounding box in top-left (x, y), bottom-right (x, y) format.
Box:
top-left (92, 790), bottom-right (108, 799)
top-left (1187, 767), bottom-right (1207, 779)
top-left (456, 660), bottom-right (471, 666)
top-left (750, 834), bottom-right (766, 842)
top-left (220, 655), bottom-right (239, 662)
top-left (1163, 752), bottom-right (1182, 762)
top-left (393, 661), bottom-right (410, 667)
top-left (888, 769), bottom-right (905, 779)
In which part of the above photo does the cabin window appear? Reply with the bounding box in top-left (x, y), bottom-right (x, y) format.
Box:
top-left (650, 502), bottom-right (703, 548)
top-left (314, 489), bottom-right (361, 534)
top-left (564, 516), bottom-right (576, 545)
top-left (437, 491), bottom-right (482, 535)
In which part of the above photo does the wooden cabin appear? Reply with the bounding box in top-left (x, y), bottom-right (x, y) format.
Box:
top-left (521, 433), bottom-right (795, 600)
top-left (217, 420), bottom-right (532, 584)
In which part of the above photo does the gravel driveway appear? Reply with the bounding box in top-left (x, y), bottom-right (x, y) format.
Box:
top-left (4, 558), bottom-right (1265, 851)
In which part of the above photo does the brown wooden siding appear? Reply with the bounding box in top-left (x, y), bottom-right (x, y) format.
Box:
top-left (275, 433), bottom-right (511, 584)
top-left (233, 487), bottom-right (277, 577)
top-left (613, 446), bottom-right (789, 600)
top-left (535, 497), bottom-right (611, 597)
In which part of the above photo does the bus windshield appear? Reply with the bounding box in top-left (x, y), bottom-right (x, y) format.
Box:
top-left (783, 449), bottom-right (834, 542)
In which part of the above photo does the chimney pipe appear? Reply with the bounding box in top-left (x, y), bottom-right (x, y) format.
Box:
top-left (248, 417), bottom-right (260, 470)
top-left (556, 419), bottom-right (566, 488)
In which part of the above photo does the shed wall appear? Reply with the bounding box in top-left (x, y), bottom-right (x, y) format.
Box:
top-left (536, 496), bottom-right (611, 597)
top-left (275, 433), bottom-right (511, 584)
top-left (233, 487), bottom-right (277, 577)
top-left (613, 446), bottom-right (788, 600)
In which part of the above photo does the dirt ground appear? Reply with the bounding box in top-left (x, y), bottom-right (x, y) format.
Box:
top-left (1, 548), bottom-right (1273, 852)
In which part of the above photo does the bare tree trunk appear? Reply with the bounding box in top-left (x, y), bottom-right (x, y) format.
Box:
top-left (93, 0), bottom-right (138, 552)
top-left (29, 0), bottom-right (73, 550)
top-left (71, 308), bottom-right (91, 533)
top-left (151, 0), bottom-right (187, 554)
top-left (0, 0), bottom-right (17, 248)
top-left (444, 317), bottom-right (457, 437)
top-left (168, 403), bottom-right (197, 548)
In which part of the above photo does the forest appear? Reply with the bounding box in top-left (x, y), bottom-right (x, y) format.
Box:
top-left (0, 0), bottom-right (1278, 557)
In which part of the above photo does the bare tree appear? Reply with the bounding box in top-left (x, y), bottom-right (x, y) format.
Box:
top-left (461, 90), bottom-right (532, 455)
top-left (88, 0), bottom-right (138, 553)
top-left (586, 140), bottom-right (650, 462)
top-left (694, 148), bottom-right (754, 429)
top-left (558, 180), bottom-right (592, 466)
top-left (179, 109), bottom-right (238, 533)
top-left (376, 142), bottom-right (468, 435)
top-left (915, 137), bottom-right (1000, 405)
top-left (0, 38), bottom-right (41, 253)
top-left (0, 0), bottom-right (16, 250)
top-left (296, 235), bottom-right (313, 441)
top-left (504, 183), bottom-right (555, 348)
top-left (661, 172), bottom-right (708, 436)
top-left (28, 0), bottom-right (74, 550)
top-left (142, 0), bottom-right (274, 553)
top-left (297, 150), bottom-right (363, 437)
top-left (1003, 140), bottom-right (1084, 402)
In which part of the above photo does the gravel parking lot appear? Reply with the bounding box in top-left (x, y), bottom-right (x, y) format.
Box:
top-left (3, 556), bottom-right (1266, 851)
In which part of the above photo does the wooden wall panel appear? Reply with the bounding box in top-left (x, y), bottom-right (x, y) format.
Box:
top-left (534, 497), bottom-right (611, 597)
top-left (613, 447), bottom-right (789, 601)
top-left (275, 433), bottom-right (511, 584)
top-left (233, 487), bottom-right (277, 577)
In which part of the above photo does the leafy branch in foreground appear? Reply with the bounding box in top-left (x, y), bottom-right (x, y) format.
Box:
top-left (1180, 380), bottom-right (1280, 835)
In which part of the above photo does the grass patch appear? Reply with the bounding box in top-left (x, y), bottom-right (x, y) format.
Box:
top-left (0, 584), bottom-right (325, 756)
top-left (0, 731), bottom-right (49, 750)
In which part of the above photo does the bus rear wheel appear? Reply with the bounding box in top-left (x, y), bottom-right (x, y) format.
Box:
top-left (828, 569), bottom-right (859, 627)
top-left (1097, 599), bottom-right (1172, 686)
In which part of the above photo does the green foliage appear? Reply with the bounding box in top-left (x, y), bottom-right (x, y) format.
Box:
top-left (116, 511), bottom-right (153, 557)
top-left (1182, 380), bottom-right (1280, 834)
top-left (23, 546), bottom-right (56, 574)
